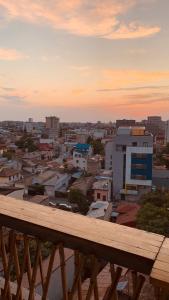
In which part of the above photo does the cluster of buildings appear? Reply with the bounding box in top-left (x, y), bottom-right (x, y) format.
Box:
top-left (0, 115), bottom-right (169, 225)
top-left (1, 115), bottom-right (169, 299)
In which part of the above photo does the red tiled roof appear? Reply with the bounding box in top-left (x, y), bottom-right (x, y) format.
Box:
top-left (116, 202), bottom-right (140, 227)
top-left (0, 168), bottom-right (20, 177)
top-left (38, 143), bottom-right (53, 151)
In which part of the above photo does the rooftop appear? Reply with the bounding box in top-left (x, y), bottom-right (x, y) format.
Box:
top-left (87, 201), bottom-right (109, 219)
top-left (74, 143), bottom-right (91, 153)
top-left (0, 168), bottom-right (20, 177)
top-left (93, 179), bottom-right (110, 190)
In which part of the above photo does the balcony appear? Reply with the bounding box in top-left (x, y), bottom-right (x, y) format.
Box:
top-left (0, 195), bottom-right (168, 299)
top-left (120, 189), bottom-right (138, 196)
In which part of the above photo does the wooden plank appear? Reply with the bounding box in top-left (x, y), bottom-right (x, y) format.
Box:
top-left (0, 196), bottom-right (163, 245)
top-left (151, 238), bottom-right (169, 291)
top-left (153, 261), bottom-right (169, 273)
top-left (161, 239), bottom-right (169, 248)
top-left (151, 269), bottom-right (169, 289)
top-left (157, 253), bottom-right (169, 263)
top-left (0, 196), bottom-right (164, 274)
top-left (0, 196), bottom-right (163, 252)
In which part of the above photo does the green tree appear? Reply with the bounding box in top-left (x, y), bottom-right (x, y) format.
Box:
top-left (140, 191), bottom-right (169, 208)
top-left (137, 203), bottom-right (169, 236)
top-left (87, 137), bottom-right (104, 155)
top-left (3, 151), bottom-right (13, 160)
top-left (16, 134), bottom-right (37, 152)
top-left (69, 189), bottom-right (89, 215)
top-left (137, 191), bottom-right (169, 236)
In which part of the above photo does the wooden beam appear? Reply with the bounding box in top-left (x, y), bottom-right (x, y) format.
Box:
top-left (0, 196), bottom-right (165, 275)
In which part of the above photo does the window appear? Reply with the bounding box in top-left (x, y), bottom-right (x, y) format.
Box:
top-left (131, 164), bottom-right (146, 170)
top-left (97, 193), bottom-right (100, 199)
top-left (76, 160), bottom-right (79, 163)
top-left (116, 144), bottom-right (126, 152)
top-left (143, 142), bottom-right (148, 147)
top-left (132, 142), bottom-right (137, 147)
top-left (116, 144), bottom-right (122, 152)
top-left (122, 145), bottom-right (126, 152)
top-left (102, 195), bottom-right (106, 201)
top-left (132, 153), bottom-right (147, 159)
top-left (131, 174), bottom-right (147, 180)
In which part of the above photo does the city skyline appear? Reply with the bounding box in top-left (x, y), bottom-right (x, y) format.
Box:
top-left (0, 0), bottom-right (169, 121)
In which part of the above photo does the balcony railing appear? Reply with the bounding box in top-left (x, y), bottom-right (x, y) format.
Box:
top-left (0, 195), bottom-right (168, 299)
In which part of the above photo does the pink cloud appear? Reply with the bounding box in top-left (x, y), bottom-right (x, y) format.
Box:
top-left (0, 0), bottom-right (161, 39)
top-left (0, 48), bottom-right (29, 60)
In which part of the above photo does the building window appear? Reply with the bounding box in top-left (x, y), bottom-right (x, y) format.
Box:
top-left (116, 145), bottom-right (126, 152)
top-left (132, 142), bottom-right (137, 147)
top-left (132, 153), bottom-right (147, 159)
top-left (102, 195), bottom-right (106, 201)
top-left (122, 145), bottom-right (126, 152)
top-left (97, 193), bottom-right (100, 199)
top-left (131, 174), bottom-right (147, 180)
top-left (116, 144), bottom-right (122, 152)
top-left (131, 164), bottom-right (146, 170)
top-left (143, 142), bottom-right (148, 147)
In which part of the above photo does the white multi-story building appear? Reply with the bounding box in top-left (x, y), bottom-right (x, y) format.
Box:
top-left (105, 127), bottom-right (153, 201)
top-left (73, 143), bottom-right (93, 171)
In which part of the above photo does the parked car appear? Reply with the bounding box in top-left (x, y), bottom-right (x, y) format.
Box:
top-left (56, 203), bottom-right (73, 212)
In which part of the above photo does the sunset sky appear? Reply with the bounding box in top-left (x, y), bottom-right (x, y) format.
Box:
top-left (0, 0), bottom-right (169, 122)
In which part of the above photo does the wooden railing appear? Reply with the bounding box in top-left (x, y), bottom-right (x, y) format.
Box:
top-left (0, 196), bottom-right (168, 299)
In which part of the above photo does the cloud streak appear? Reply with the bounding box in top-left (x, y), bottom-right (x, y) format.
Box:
top-left (97, 85), bottom-right (169, 92)
top-left (0, 48), bottom-right (29, 61)
top-left (0, 0), bottom-right (160, 39)
top-left (0, 94), bottom-right (26, 104)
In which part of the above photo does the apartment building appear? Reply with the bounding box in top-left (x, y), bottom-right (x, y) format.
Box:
top-left (46, 116), bottom-right (60, 139)
top-left (73, 143), bottom-right (93, 171)
top-left (105, 127), bottom-right (153, 201)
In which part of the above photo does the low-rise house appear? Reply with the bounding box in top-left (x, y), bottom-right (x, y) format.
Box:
top-left (28, 170), bottom-right (71, 198)
top-left (23, 151), bottom-right (41, 161)
top-left (0, 157), bottom-right (8, 167)
top-left (92, 178), bottom-right (111, 202)
top-left (22, 159), bottom-right (38, 174)
top-left (0, 168), bottom-right (23, 185)
top-left (87, 156), bottom-right (101, 175)
top-left (38, 143), bottom-right (55, 160)
top-left (70, 176), bottom-right (94, 196)
top-left (87, 201), bottom-right (109, 219)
